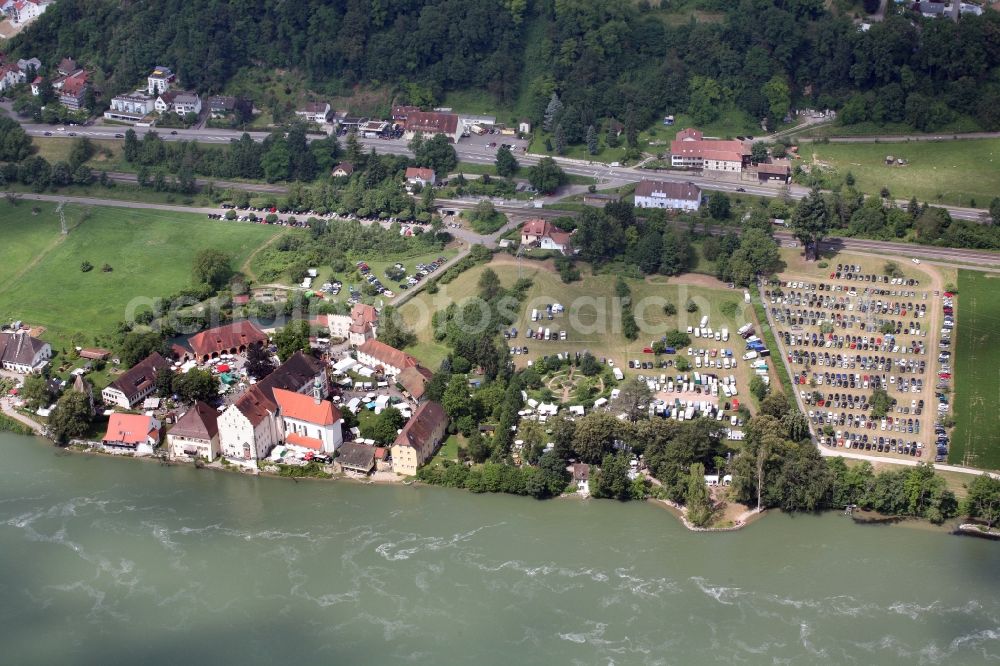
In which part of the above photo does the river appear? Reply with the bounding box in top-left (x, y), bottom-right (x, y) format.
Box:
top-left (1, 432), bottom-right (998, 665)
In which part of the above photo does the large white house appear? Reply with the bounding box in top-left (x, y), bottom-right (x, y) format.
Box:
top-left (104, 92), bottom-right (155, 123)
top-left (100, 352), bottom-right (171, 409)
top-left (0, 330), bottom-right (51, 374)
top-left (295, 102), bottom-right (330, 124)
top-left (3, 0), bottom-right (49, 25)
top-left (670, 128), bottom-right (749, 173)
top-left (273, 385), bottom-right (343, 455)
top-left (633, 179), bottom-right (702, 211)
top-left (520, 219), bottom-right (573, 255)
top-left (166, 401), bottom-right (220, 461)
top-left (218, 386), bottom-right (281, 463)
top-left (147, 66), bottom-right (175, 96)
top-left (328, 303), bottom-right (378, 345)
top-left (355, 340), bottom-right (420, 377)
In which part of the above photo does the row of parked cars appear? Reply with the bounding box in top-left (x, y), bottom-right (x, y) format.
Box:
top-left (394, 258), bottom-right (447, 291)
top-left (767, 271), bottom-right (938, 455)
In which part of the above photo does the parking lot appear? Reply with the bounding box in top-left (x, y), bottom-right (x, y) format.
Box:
top-left (765, 261), bottom-right (952, 462)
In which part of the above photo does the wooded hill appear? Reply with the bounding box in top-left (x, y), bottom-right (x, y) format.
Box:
top-left (9, 0), bottom-right (1000, 132)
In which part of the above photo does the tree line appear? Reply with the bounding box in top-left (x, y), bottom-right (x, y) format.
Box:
top-left (11, 1), bottom-right (1000, 146)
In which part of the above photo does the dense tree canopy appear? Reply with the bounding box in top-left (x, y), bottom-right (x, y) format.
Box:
top-left (10, 1), bottom-right (1000, 136)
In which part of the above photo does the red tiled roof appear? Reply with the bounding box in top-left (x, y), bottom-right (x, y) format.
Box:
top-left (233, 386), bottom-right (276, 427)
top-left (405, 167), bottom-right (435, 181)
top-left (351, 303), bottom-right (378, 326)
top-left (521, 218), bottom-right (570, 246)
top-left (103, 413), bottom-right (157, 446)
top-left (634, 179), bottom-right (701, 201)
top-left (60, 70), bottom-right (88, 96)
top-left (188, 321), bottom-right (267, 358)
top-left (332, 162), bottom-right (354, 175)
top-left (404, 111), bottom-right (458, 136)
top-left (79, 347), bottom-right (110, 360)
top-left (273, 387), bottom-right (340, 425)
top-left (397, 365), bottom-right (433, 400)
top-left (286, 432), bottom-right (324, 450)
top-left (756, 159), bottom-right (791, 175)
top-left (670, 130), bottom-right (748, 162)
top-left (357, 339), bottom-right (419, 372)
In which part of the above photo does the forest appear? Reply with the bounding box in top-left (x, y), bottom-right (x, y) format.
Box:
top-left (9, 0), bottom-right (1000, 133)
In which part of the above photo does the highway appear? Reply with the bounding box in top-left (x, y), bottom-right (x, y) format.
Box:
top-left (18, 121), bottom-right (990, 223)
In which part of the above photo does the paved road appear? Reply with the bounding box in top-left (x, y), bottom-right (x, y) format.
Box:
top-left (818, 446), bottom-right (998, 478)
top-left (19, 116), bottom-right (990, 221)
top-left (799, 132), bottom-right (1000, 144)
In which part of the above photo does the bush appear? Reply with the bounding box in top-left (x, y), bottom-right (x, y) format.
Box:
top-left (80, 260), bottom-right (93, 272)
top-left (663, 302), bottom-right (677, 316)
top-left (685, 299), bottom-right (698, 313)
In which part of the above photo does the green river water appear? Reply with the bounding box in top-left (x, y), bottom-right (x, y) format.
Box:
top-left (1, 432), bottom-right (998, 665)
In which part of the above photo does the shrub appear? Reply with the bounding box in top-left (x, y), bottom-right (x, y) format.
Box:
top-left (685, 299), bottom-right (698, 313)
top-left (80, 260), bottom-right (93, 272)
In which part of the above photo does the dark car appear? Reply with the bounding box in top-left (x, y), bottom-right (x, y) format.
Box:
top-left (44, 131), bottom-right (52, 136)
top-left (170, 130), bottom-right (178, 135)
top-left (115, 133), bottom-right (124, 138)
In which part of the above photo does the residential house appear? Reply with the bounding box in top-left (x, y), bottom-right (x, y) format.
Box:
top-left (17, 57), bottom-right (41, 74)
top-left (572, 463), bottom-right (590, 495)
top-left (519, 218), bottom-right (573, 255)
top-left (104, 92), bottom-right (155, 123)
top-left (57, 57), bottom-right (77, 77)
top-left (404, 167), bottom-right (436, 188)
top-left (273, 385), bottom-right (343, 455)
top-left (396, 365), bottom-right (434, 401)
top-left (218, 386), bottom-right (280, 462)
top-left (147, 66), bottom-right (175, 96)
top-left (328, 303), bottom-right (378, 345)
top-left (355, 339), bottom-right (420, 377)
top-left (207, 95), bottom-right (236, 118)
top-left (154, 91), bottom-right (177, 114)
top-left (295, 102), bottom-right (331, 124)
top-left (187, 321), bottom-right (267, 362)
top-left (166, 401), bottom-right (220, 461)
top-left (518, 119), bottom-right (531, 134)
top-left (0, 330), bottom-right (51, 373)
top-left (403, 111), bottom-right (462, 143)
top-left (255, 350), bottom-right (328, 403)
top-left (172, 92), bottom-right (201, 116)
top-left (331, 162), bottom-right (354, 178)
top-left (57, 69), bottom-right (88, 111)
top-left (5, 0), bottom-right (49, 25)
top-left (391, 401), bottom-right (448, 476)
top-left (102, 413), bottom-right (161, 450)
top-left (100, 352), bottom-right (171, 409)
top-left (670, 128), bottom-right (750, 173)
top-left (79, 347), bottom-right (110, 361)
top-left (0, 62), bottom-right (25, 92)
top-left (633, 180), bottom-right (702, 212)
top-left (337, 441), bottom-right (376, 474)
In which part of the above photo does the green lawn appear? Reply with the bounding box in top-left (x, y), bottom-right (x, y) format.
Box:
top-left (428, 434), bottom-right (464, 468)
top-left (950, 270), bottom-right (1000, 470)
top-left (806, 140), bottom-right (1000, 207)
top-left (399, 257), bottom-right (761, 398)
top-left (0, 203), bottom-right (282, 349)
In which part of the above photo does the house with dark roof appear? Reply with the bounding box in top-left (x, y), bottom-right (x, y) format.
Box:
top-left (754, 158), bottom-right (791, 184)
top-left (633, 180), bottom-right (702, 212)
top-left (331, 162), bottom-right (355, 178)
top-left (391, 401), bottom-right (448, 476)
top-left (208, 95), bottom-right (236, 118)
top-left (187, 321), bottom-right (267, 362)
top-left (100, 352), bottom-right (170, 408)
top-left (337, 441), bottom-right (376, 474)
top-left (0, 330), bottom-right (51, 374)
top-left (295, 101), bottom-right (331, 124)
top-left (255, 350), bottom-right (327, 402)
top-left (355, 340), bottom-right (419, 377)
top-left (167, 401), bottom-right (220, 460)
top-left (520, 219), bottom-right (573, 255)
top-left (218, 386), bottom-right (280, 462)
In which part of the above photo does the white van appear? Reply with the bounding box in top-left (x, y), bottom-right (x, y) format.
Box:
top-left (700, 315), bottom-right (709, 328)
top-left (742, 351), bottom-right (758, 360)
top-left (721, 327), bottom-right (729, 341)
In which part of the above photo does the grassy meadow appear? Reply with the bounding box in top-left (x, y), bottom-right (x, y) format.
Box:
top-left (805, 139), bottom-right (1000, 207)
top-left (0, 203), bottom-right (282, 348)
top-left (950, 270), bottom-right (1000, 470)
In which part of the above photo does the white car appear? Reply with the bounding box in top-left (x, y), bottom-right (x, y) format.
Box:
top-left (912, 258), bottom-right (921, 264)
